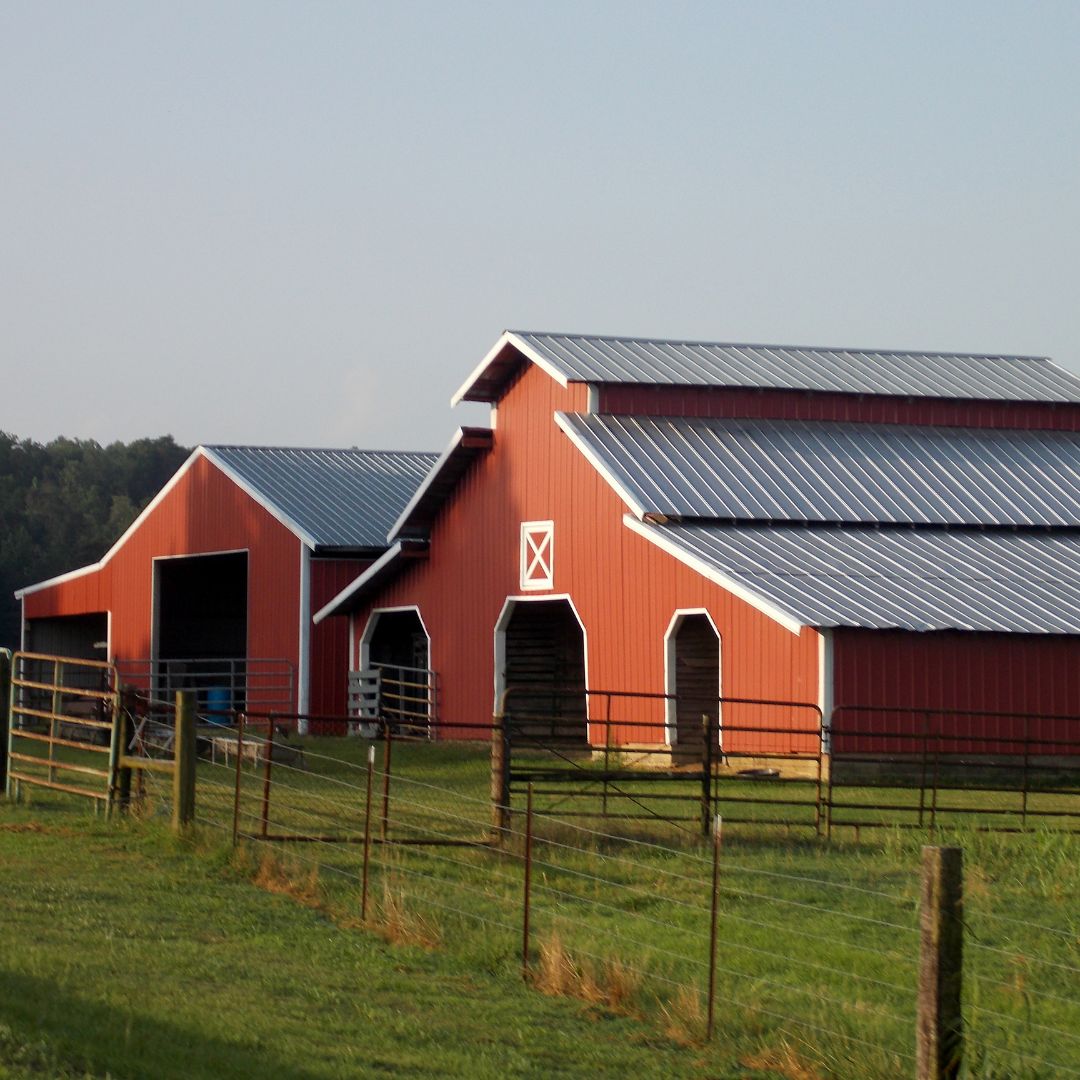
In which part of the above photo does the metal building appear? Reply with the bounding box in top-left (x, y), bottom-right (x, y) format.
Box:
top-left (318, 331), bottom-right (1080, 756)
top-left (16, 445), bottom-right (436, 723)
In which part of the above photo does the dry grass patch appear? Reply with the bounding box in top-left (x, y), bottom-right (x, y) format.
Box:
top-left (532, 932), bottom-right (644, 1016)
top-left (658, 986), bottom-right (707, 1045)
top-left (252, 851), bottom-right (323, 907)
top-left (367, 879), bottom-right (441, 949)
top-left (743, 1043), bottom-right (825, 1079)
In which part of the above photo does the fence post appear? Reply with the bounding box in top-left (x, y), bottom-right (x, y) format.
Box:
top-left (381, 723), bottom-right (393, 841)
top-left (260, 714), bottom-right (275, 838)
top-left (361, 745), bottom-right (374, 921)
top-left (115, 688), bottom-right (134, 813)
top-left (701, 713), bottom-right (713, 838)
top-left (917, 845), bottom-right (963, 1080)
top-left (0, 650), bottom-right (10, 794)
top-left (706, 813), bottom-right (721, 1041)
top-left (232, 712), bottom-right (246, 845)
top-left (172, 691), bottom-right (197, 834)
top-left (490, 717), bottom-right (511, 845)
top-left (522, 782), bottom-right (534, 982)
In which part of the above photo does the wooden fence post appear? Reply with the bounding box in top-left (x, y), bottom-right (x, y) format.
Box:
top-left (490, 717), bottom-right (511, 845)
top-left (172, 691), bottom-right (197, 833)
top-left (0, 650), bottom-right (11, 794)
top-left (918, 845), bottom-right (963, 1080)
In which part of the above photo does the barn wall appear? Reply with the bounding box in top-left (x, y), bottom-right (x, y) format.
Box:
top-left (310, 557), bottom-right (371, 719)
top-left (832, 629), bottom-right (1080, 755)
top-left (354, 364), bottom-right (822, 750)
top-left (22, 454), bottom-right (304, 710)
top-left (597, 385), bottom-right (1080, 431)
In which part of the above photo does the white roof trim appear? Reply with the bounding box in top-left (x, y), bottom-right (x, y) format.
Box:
top-left (14, 447), bottom-right (205, 598)
top-left (554, 411), bottom-right (650, 520)
top-left (200, 447), bottom-right (318, 549)
top-left (387, 427), bottom-right (466, 542)
top-left (312, 541), bottom-right (405, 624)
top-left (622, 515), bottom-right (805, 636)
top-left (450, 330), bottom-right (570, 406)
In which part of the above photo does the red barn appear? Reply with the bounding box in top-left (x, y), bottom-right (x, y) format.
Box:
top-left (318, 331), bottom-right (1080, 758)
top-left (16, 445), bottom-right (436, 726)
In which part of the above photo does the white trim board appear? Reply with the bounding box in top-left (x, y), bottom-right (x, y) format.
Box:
top-left (451, 331), bottom-right (571, 406)
top-left (312, 542), bottom-right (407, 624)
top-left (358, 605), bottom-right (432, 674)
top-left (622, 515), bottom-right (804, 636)
top-left (553, 411), bottom-right (650, 519)
top-left (387, 427), bottom-right (465, 543)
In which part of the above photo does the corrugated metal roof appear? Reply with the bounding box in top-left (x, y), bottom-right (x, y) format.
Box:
top-left (205, 446), bottom-right (439, 550)
top-left (558, 414), bottom-right (1080, 527)
top-left (635, 521), bottom-right (1080, 633)
top-left (454, 330), bottom-right (1080, 403)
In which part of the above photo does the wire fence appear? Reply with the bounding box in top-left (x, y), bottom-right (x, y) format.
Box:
top-left (115, 725), bottom-right (1079, 1079)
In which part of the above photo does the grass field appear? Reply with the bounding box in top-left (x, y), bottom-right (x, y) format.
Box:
top-left (3, 736), bottom-right (1079, 1078)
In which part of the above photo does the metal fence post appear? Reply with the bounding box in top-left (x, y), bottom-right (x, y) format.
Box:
top-left (361, 745), bottom-right (374, 921)
top-left (260, 714), bottom-right (275, 838)
top-left (706, 813), bottom-right (722, 1041)
top-left (917, 845), bottom-right (963, 1080)
top-left (232, 712), bottom-right (246, 845)
top-left (701, 713), bottom-right (713, 838)
top-left (522, 782), bottom-right (534, 982)
top-left (381, 723), bottom-right (393, 841)
top-left (172, 691), bottom-right (197, 833)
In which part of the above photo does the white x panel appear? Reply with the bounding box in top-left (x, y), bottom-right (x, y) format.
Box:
top-left (520, 520), bottom-right (554, 591)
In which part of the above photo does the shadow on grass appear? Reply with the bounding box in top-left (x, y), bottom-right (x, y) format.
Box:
top-left (0, 970), bottom-right (322, 1080)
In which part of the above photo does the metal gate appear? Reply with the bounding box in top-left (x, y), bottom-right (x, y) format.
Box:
top-left (5, 651), bottom-right (121, 808)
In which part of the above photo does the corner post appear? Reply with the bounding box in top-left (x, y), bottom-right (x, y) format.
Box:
top-left (918, 845), bottom-right (964, 1080)
top-left (172, 691), bottom-right (197, 833)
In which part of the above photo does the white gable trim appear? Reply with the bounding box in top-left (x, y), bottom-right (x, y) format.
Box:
top-left (622, 515), bottom-right (805, 636)
top-left (200, 447), bottom-right (317, 549)
top-left (15, 447), bottom-right (205, 598)
top-left (450, 330), bottom-right (571, 406)
top-left (312, 542), bottom-right (405, 624)
top-left (553, 411), bottom-right (650, 519)
top-left (387, 427), bottom-right (464, 543)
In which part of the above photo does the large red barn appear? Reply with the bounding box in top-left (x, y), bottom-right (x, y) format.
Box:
top-left (318, 331), bottom-right (1080, 758)
top-left (16, 444), bottom-right (436, 725)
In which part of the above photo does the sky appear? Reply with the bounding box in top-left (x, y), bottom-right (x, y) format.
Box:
top-left (2, 1), bottom-right (1078, 453)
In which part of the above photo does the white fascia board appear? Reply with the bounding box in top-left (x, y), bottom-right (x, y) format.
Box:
top-left (312, 541), bottom-right (404, 624)
top-left (14, 446), bottom-right (208, 598)
top-left (622, 515), bottom-right (805, 636)
top-left (387, 427), bottom-right (465, 542)
top-left (450, 330), bottom-right (570, 407)
top-left (553, 412), bottom-right (651, 520)
top-left (200, 447), bottom-right (318, 549)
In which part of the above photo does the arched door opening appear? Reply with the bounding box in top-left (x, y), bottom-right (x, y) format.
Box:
top-left (358, 609), bottom-right (434, 734)
top-left (497, 598), bottom-right (587, 745)
top-left (667, 612), bottom-right (721, 761)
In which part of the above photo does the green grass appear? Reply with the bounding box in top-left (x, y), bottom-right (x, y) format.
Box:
top-left (3, 737), bottom-right (1079, 1079)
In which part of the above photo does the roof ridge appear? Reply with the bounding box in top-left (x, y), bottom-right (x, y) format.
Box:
top-left (509, 329), bottom-right (1048, 363)
top-left (204, 444), bottom-right (438, 456)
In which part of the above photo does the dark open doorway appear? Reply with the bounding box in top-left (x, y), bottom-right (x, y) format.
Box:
top-left (154, 552), bottom-right (248, 713)
top-left (670, 613), bottom-right (721, 760)
top-left (499, 599), bottom-right (587, 744)
top-left (361, 609), bottom-right (434, 734)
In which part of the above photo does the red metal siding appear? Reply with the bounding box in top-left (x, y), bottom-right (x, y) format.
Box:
top-left (598, 385), bottom-right (1080, 431)
top-left (352, 365), bottom-right (821, 751)
top-left (832, 629), bottom-right (1080, 755)
top-left (23, 454), bottom-right (304, 711)
top-left (309, 557), bottom-right (370, 719)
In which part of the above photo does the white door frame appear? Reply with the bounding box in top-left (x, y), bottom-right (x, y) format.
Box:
top-left (664, 608), bottom-right (722, 748)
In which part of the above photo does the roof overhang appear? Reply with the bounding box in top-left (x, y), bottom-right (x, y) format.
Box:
top-left (450, 331), bottom-right (571, 406)
top-left (388, 426), bottom-right (493, 541)
top-left (312, 540), bottom-right (429, 623)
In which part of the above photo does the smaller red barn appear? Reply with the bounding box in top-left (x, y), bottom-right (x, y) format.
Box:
top-left (16, 444), bottom-right (437, 727)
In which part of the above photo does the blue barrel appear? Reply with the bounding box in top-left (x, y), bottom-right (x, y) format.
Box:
top-left (205, 686), bottom-right (231, 724)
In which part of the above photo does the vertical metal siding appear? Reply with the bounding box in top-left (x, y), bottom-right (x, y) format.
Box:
top-left (23, 455), bottom-right (304, 711)
top-left (597, 386), bottom-right (1080, 431)
top-left (352, 364), bottom-right (821, 749)
top-left (309, 558), bottom-right (370, 719)
top-left (832, 629), bottom-right (1080, 755)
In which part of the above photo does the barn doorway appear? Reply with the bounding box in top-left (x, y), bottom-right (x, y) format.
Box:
top-left (666, 612), bottom-right (721, 760)
top-left (357, 609), bottom-right (434, 734)
top-left (24, 613), bottom-right (109, 693)
top-left (497, 598), bottom-right (587, 745)
top-left (153, 551), bottom-right (248, 711)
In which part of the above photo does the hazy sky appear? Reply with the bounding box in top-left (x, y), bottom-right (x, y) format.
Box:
top-left (2, 2), bottom-right (1078, 453)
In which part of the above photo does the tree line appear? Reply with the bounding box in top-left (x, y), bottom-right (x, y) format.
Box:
top-left (0, 432), bottom-right (191, 649)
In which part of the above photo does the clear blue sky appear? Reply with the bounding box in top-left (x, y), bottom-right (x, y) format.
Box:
top-left (2, 1), bottom-right (1078, 451)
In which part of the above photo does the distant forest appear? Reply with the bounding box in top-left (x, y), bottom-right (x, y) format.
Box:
top-left (0, 432), bottom-right (191, 650)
